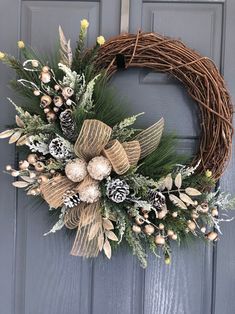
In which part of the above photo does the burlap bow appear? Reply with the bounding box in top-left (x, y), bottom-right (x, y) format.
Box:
top-left (41, 118), bottom-right (164, 257)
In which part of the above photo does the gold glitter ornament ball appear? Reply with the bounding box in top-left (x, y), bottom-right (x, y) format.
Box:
top-left (87, 156), bottom-right (112, 181)
top-left (65, 159), bottom-right (88, 183)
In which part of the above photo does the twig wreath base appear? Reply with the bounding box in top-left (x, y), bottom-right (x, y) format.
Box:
top-left (0, 21), bottom-right (234, 267)
top-left (95, 31), bottom-right (234, 180)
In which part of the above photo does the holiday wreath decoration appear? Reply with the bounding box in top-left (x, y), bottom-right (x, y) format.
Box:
top-left (0, 20), bottom-right (234, 267)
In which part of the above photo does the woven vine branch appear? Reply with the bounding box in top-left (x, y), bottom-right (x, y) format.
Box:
top-left (94, 31), bottom-right (234, 180)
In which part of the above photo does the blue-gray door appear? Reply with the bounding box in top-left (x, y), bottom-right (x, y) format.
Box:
top-left (0, 1), bottom-right (234, 313)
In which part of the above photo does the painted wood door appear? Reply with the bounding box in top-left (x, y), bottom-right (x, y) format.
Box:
top-left (0, 1), bottom-right (234, 313)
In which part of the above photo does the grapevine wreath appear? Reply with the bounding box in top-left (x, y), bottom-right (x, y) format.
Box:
top-left (0, 20), bottom-right (234, 267)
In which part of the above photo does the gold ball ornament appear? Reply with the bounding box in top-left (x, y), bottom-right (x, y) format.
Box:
top-left (53, 96), bottom-right (63, 107)
top-left (197, 202), bottom-right (209, 213)
top-left (172, 211), bottom-right (178, 218)
top-left (53, 107), bottom-right (59, 113)
top-left (27, 153), bottom-right (38, 164)
top-left (135, 216), bottom-right (145, 225)
top-left (5, 165), bottom-right (12, 171)
top-left (165, 257), bottom-right (171, 265)
top-left (159, 223), bottom-right (165, 230)
top-left (155, 235), bottom-right (165, 245)
top-left (31, 60), bottom-right (39, 67)
top-left (19, 160), bottom-right (29, 170)
top-left (206, 231), bottom-right (218, 241)
top-left (54, 84), bottom-right (60, 91)
top-left (167, 230), bottom-right (174, 237)
top-left (42, 66), bottom-right (50, 72)
top-left (34, 161), bottom-right (45, 172)
top-left (33, 90), bottom-right (40, 96)
top-left (172, 234), bottom-right (178, 241)
top-left (191, 211), bottom-right (199, 219)
top-left (40, 95), bottom-right (52, 107)
top-left (211, 208), bottom-right (219, 217)
top-left (201, 227), bottom-right (206, 233)
top-left (87, 156), bottom-right (112, 181)
top-left (79, 183), bottom-right (101, 203)
top-left (40, 71), bottom-right (51, 84)
top-left (38, 175), bottom-right (49, 183)
top-left (132, 225), bottom-right (141, 234)
top-left (144, 225), bottom-right (155, 235)
top-left (187, 220), bottom-right (196, 231)
top-left (65, 159), bottom-right (88, 183)
top-left (44, 108), bottom-right (50, 114)
top-left (62, 87), bottom-right (74, 99)
top-left (46, 111), bottom-right (57, 123)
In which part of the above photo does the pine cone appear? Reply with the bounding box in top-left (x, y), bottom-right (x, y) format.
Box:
top-left (148, 190), bottom-right (166, 210)
top-left (49, 136), bottom-right (73, 160)
top-left (106, 179), bottom-right (130, 203)
top-left (63, 190), bottom-right (81, 208)
top-left (59, 109), bottom-right (77, 141)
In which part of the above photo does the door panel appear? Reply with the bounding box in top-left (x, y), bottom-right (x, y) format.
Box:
top-left (0, 0), bottom-right (234, 314)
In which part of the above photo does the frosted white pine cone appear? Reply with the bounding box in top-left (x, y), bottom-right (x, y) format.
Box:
top-left (106, 179), bottom-right (130, 203)
top-left (63, 190), bottom-right (81, 208)
top-left (49, 136), bottom-right (74, 160)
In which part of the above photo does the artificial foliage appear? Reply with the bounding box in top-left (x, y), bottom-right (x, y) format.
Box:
top-left (0, 20), bottom-right (234, 267)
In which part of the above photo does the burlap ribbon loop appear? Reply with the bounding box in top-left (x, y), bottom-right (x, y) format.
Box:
top-left (74, 119), bottom-right (112, 161)
top-left (103, 139), bottom-right (130, 174)
top-left (135, 117), bottom-right (164, 159)
top-left (41, 176), bottom-right (77, 209)
top-left (122, 141), bottom-right (141, 166)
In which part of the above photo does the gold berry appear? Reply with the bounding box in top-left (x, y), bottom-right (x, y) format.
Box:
top-left (132, 225), bottom-right (141, 234)
top-left (38, 175), bottom-right (48, 183)
top-left (5, 165), bottom-right (12, 171)
top-left (144, 225), bottom-right (155, 235)
top-left (211, 208), bottom-right (219, 217)
top-left (135, 216), bottom-right (145, 225)
top-left (171, 234), bottom-right (178, 241)
top-left (40, 95), bottom-right (52, 107)
top-left (42, 66), bottom-right (50, 73)
top-left (19, 160), bottom-right (29, 170)
top-left (206, 231), bottom-right (218, 241)
top-left (53, 96), bottom-right (63, 107)
top-left (159, 223), bottom-right (165, 230)
top-left (167, 230), bottom-right (174, 237)
top-left (27, 154), bottom-right (38, 164)
top-left (46, 112), bottom-right (56, 123)
top-left (187, 220), bottom-right (196, 231)
top-left (34, 161), bottom-right (45, 172)
top-left (155, 235), bottom-right (165, 245)
top-left (172, 211), bottom-right (178, 218)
